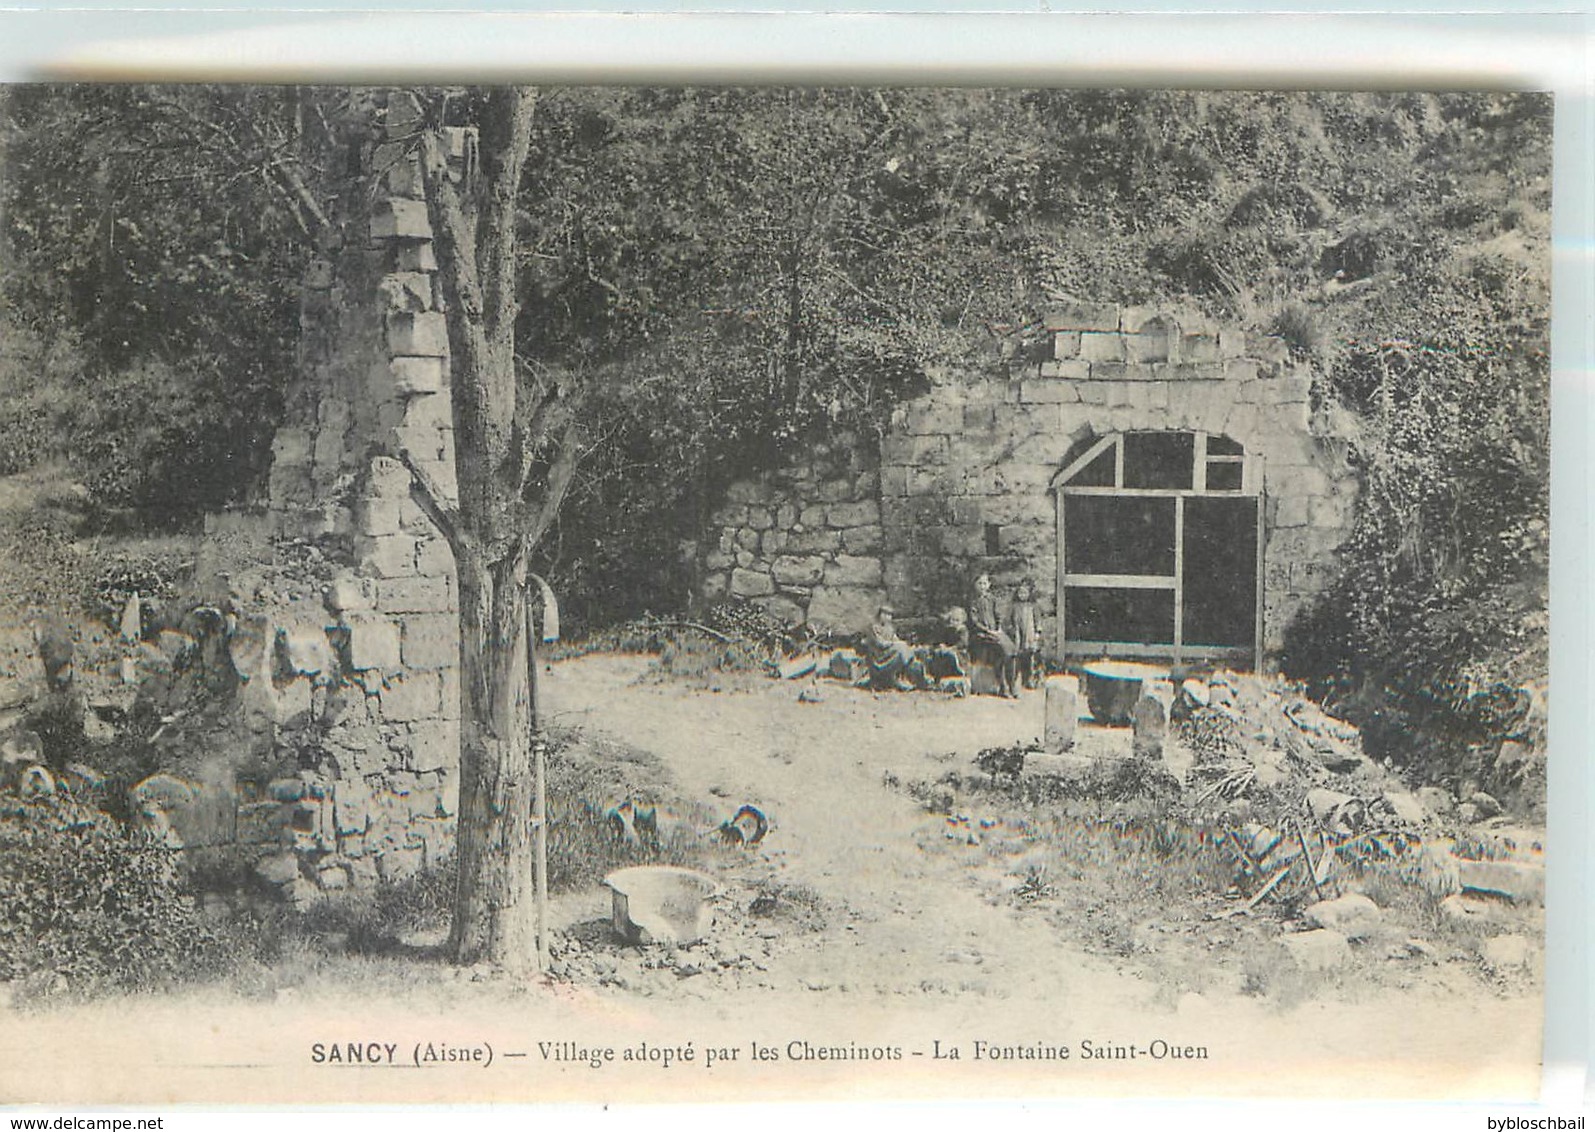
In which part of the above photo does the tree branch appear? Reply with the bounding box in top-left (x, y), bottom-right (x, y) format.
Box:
top-left (520, 420), bottom-right (584, 555)
top-left (395, 445), bottom-right (466, 556)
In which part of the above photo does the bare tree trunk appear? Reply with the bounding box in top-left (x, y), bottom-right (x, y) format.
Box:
top-left (447, 555), bottom-right (536, 969)
top-left (404, 87), bottom-right (544, 972)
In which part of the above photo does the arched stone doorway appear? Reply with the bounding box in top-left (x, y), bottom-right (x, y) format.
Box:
top-left (1052, 429), bottom-right (1262, 670)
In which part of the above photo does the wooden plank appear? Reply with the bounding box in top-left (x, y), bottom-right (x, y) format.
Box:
top-left (1055, 434), bottom-right (1118, 488)
top-left (1064, 573), bottom-right (1176, 590)
top-left (1254, 491), bottom-right (1266, 673)
top-left (1056, 486), bottom-right (1068, 665)
top-left (1064, 639), bottom-right (1252, 661)
top-left (1173, 494), bottom-right (1185, 667)
top-left (1193, 432), bottom-right (1208, 494)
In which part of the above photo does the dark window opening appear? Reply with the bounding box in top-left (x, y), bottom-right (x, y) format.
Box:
top-left (1122, 431), bottom-right (1194, 490)
top-left (984, 522), bottom-right (1001, 555)
top-left (1205, 461), bottom-right (1244, 492)
top-left (1182, 497), bottom-right (1259, 648)
top-left (1064, 587), bottom-right (1176, 646)
top-left (1064, 496), bottom-right (1176, 575)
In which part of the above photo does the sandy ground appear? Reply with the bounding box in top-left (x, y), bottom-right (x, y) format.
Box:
top-left (0, 653), bottom-right (1544, 1106)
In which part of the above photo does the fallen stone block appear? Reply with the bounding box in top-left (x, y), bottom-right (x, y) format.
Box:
top-left (1179, 678), bottom-right (1210, 710)
top-left (1439, 893), bottom-right (1512, 926)
top-left (1280, 929), bottom-right (1351, 972)
top-left (1131, 681), bottom-right (1174, 760)
top-left (1381, 789), bottom-right (1428, 827)
top-left (1416, 786), bottom-right (1454, 818)
top-left (1456, 858), bottom-right (1545, 906)
top-left (1305, 787), bottom-right (1358, 827)
top-left (1304, 893), bottom-right (1382, 940)
top-left (1044, 675), bottom-right (1079, 752)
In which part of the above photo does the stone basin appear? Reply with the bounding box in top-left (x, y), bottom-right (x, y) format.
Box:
top-left (604, 865), bottom-right (719, 946)
top-left (1079, 660), bottom-right (1170, 725)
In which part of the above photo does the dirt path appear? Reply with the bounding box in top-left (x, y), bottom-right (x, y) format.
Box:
top-left (0, 653), bottom-right (1545, 1106)
top-left (545, 653), bottom-right (1147, 1006)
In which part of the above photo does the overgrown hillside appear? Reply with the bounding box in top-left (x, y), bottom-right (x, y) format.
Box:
top-left (0, 87), bottom-right (1551, 793)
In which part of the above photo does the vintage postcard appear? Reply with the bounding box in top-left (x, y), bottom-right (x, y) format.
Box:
top-left (0, 17), bottom-right (1574, 1115)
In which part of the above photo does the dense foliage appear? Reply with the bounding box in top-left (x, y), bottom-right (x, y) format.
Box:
top-left (0, 86), bottom-right (314, 525)
top-left (1, 87), bottom-right (1551, 782)
top-left (0, 794), bottom-right (232, 1000)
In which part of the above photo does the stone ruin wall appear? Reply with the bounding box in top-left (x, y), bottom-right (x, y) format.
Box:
top-left (701, 434), bottom-right (888, 635)
top-left (705, 304), bottom-right (1359, 664)
top-left (165, 92), bottom-right (468, 901)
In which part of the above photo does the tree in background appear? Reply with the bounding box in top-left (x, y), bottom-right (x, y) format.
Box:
top-left (0, 86), bottom-right (317, 524)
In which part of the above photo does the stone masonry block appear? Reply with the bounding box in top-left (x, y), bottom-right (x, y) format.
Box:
top-left (1091, 363), bottom-right (1157, 382)
top-left (842, 525), bottom-right (883, 554)
top-left (272, 427), bottom-right (313, 469)
top-left (731, 567), bottom-right (775, 598)
top-left (401, 614), bottom-right (460, 670)
top-left (381, 671), bottom-right (443, 723)
top-left (391, 356), bottom-right (447, 396)
top-left (1044, 303), bottom-right (1119, 332)
top-left (1052, 332), bottom-right (1082, 359)
top-left (827, 499), bottom-right (880, 528)
top-left (376, 576), bottom-right (452, 614)
top-left (357, 534), bottom-right (420, 578)
top-left (1038, 359), bottom-right (1091, 381)
top-left (1218, 328), bottom-right (1246, 357)
top-left (371, 199), bottom-right (431, 241)
top-left (387, 312), bottom-right (449, 357)
top-left (772, 556), bottom-right (826, 587)
top-left (1277, 372), bottom-right (1313, 403)
top-left (414, 537), bottom-right (456, 577)
top-left (407, 721), bottom-right (460, 774)
top-left (1079, 332), bottom-right (1127, 362)
top-left (439, 667), bottom-right (461, 721)
top-left (903, 406), bottom-right (961, 435)
top-left (345, 616), bottom-right (402, 672)
top-left (1124, 332), bottom-right (1172, 364)
top-left (379, 272), bottom-right (434, 313)
top-left (325, 574), bottom-right (376, 614)
top-left (1020, 381), bottom-right (1084, 408)
top-left (395, 242), bottom-right (438, 273)
top-left (825, 554), bottom-right (884, 587)
top-left (1154, 362), bottom-right (1226, 383)
top-left (356, 497), bottom-right (403, 537)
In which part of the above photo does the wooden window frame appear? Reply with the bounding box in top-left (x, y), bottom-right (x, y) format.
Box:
top-left (1052, 431), bottom-right (1264, 671)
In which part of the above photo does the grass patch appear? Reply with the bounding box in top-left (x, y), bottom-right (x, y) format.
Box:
top-left (902, 746), bottom-right (1539, 1006)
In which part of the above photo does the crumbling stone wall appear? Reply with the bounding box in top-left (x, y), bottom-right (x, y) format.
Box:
top-left (705, 304), bottom-right (1358, 665)
top-left (703, 433), bottom-right (887, 633)
top-left (178, 91), bottom-right (469, 900)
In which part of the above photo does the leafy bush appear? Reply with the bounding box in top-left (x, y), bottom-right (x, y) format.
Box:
top-left (0, 794), bottom-right (234, 1001)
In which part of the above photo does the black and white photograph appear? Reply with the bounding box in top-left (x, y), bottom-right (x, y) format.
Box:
top-left (0, 46), bottom-right (1572, 1113)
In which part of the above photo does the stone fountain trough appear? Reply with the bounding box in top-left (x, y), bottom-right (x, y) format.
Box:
top-left (1079, 660), bottom-right (1170, 725)
top-left (604, 865), bottom-right (720, 946)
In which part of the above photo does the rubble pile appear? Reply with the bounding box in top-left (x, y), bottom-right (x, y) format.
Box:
top-left (0, 543), bottom-right (461, 907)
top-left (547, 879), bottom-right (822, 993)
